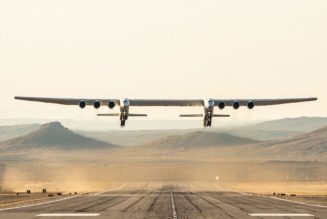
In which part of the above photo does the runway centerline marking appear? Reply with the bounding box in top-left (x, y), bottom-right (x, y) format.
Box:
top-left (37, 213), bottom-right (100, 217)
top-left (170, 192), bottom-right (178, 219)
top-left (250, 213), bottom-right (314, 217)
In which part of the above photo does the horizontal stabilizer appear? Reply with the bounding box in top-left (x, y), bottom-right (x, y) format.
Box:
top-left (98, 113), bottom-right (147, 117)
top-left (180, 114), bottom-right (203, 117)
top-left (180, 114), bottom-right (230, 117)
top-left (97, 113), bottom-right (119, 116)
top-left (212, 114), bottom-right (230, 117)
top-left (129, 114), bottom-right (147, 117)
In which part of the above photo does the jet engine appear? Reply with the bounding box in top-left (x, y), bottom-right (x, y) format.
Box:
top-left (94, 101), bottom-right (101, 109)
top-left (247, 101), bottom-right (254, 109)
top-left (108, 101), bottom-right (115, 109)
top-left (218, 102), bottom-right (225, 109)
top-left (79, 100), bottom-right (86, 109)
top-left (233, 101), bottom-right (240, 110)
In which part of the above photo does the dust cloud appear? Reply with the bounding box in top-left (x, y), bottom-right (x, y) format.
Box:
top-left (1, 153), bottom-right (326, 194)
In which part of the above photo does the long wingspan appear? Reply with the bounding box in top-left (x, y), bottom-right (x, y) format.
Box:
top-left (14, 96), bottom-right (317, 128)
top-left (15, 96), bottom-right (317, 107)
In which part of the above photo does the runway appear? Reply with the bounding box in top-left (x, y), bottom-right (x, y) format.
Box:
top-left (0, 182), bottom-right (326, 219)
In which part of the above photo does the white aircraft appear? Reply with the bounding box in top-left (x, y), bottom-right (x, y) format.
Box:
top-left (15, 96), bottom-right (317, 127)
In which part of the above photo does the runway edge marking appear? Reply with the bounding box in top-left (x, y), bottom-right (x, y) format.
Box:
top-left (270, 196), bottom-right (327, 209)
top-left (170, 192), bottom-right (178, 219)
top-left (219, 184), bottom-right (327, 209)
top-left (0, 195), bottom-right (80, 212)
top-left (249, 213), bottom-right (314, 217)
top-left (37, 213), bottom-right (100, 217)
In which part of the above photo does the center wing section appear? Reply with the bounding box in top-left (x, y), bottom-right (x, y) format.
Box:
top-left (128, 99), bottom-right (204, 107)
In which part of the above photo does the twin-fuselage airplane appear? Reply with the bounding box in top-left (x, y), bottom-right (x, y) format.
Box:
top-left (15, 96), bottom-right (317, 127)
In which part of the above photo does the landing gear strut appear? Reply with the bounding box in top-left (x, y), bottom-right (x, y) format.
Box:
top-left (203, 115), bottom-right (212, 127)
top-left (120, 111), bottom-right (128, 127)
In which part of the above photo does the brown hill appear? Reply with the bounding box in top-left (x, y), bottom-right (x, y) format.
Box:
top-left (254, 126), bottom-right (327, 161)
top-left (0, 122), bottom-right (118, 151)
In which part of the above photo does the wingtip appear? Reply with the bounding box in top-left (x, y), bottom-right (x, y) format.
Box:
top-left (14, 96), bottom-right (29, 100)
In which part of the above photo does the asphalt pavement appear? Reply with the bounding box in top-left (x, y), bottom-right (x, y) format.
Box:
top-left (0, 182), bottom-right (326, 219)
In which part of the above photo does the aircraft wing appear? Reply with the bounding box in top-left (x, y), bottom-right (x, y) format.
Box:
top-left (15, 96), bottom-right (317, 107)
top-left (14, 97), bottom-right (203, 106)
top-left (213, 98), bottom-right (317, 106)
top-left (14, 96), bottom-right (120, 106)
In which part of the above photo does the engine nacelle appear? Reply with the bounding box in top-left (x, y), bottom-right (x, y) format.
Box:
top-left (108, 101), bottom-right (115, 109)
top-left (79, 100), bottom-right (86, 109)
top-left (218, 102), bottom-right (225, 110)
top-left (233, 101), bottom-right (240, 110)
top-left (94, 101), bottom-right (101, 109)
top-left (247, 101), bottom-right (254, 109)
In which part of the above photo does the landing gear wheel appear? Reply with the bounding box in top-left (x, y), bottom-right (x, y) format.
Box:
top-left (203, 120), bottom-right (208, 127)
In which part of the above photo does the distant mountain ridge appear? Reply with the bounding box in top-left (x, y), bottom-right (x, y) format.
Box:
top-left (0, 122), bottom-right (118, 150)
top-left (1, 117), bottom-right (327, 145)
top-left (253, 117), bottom-right (327, 132)
top-left (0, 123), bottom-right (41, 141)
top-left (227, 117), bottom-right (327, 141)
top-left (140, 131), bottom-right (259, 150)
top-left (79, 117), bottom-right (327, 144)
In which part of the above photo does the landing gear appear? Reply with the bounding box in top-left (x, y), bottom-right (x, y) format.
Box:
top-left (119, 100), bottom-right (130, 128)
top-left (120, 120), bottom-right (125, 127)
top-left (120, 112), bottom-right (128, 127)
top-left (203, 112), bottom-right (213, 127)
top-left (203, 116), bottom-right (212, 127)
top-left (203, 120), bottom-right (207, 127)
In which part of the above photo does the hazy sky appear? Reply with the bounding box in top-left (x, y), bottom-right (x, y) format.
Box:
top-left (0, 0), bottom-right (326, 129)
